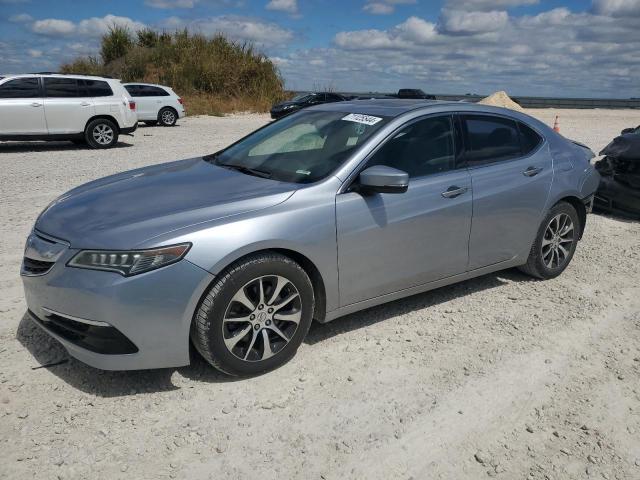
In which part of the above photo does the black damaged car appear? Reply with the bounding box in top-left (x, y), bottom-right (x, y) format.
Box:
top-left (270, 92), bottom-right (346, 119)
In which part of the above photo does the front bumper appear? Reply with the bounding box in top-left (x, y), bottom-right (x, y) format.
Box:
top-left (21, 240), bottom-right (214, 370)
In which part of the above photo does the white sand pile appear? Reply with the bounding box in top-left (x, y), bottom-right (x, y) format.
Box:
top-left (479, 90), bottom-right (524, 111)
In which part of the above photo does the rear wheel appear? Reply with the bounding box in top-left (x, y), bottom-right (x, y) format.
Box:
top-left (85, 118), bottom-right (118, 149)
top-left (191, 252), bottom-right (314, 376)
top-left (158, 107), bottom-right (177, 127)
top-left (519, 201), bottom-right (580, 279)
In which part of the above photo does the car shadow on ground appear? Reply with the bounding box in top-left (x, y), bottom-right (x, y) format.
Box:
top-left (15, 268), bottom-right (534, 397)
top-left (0, 141), bottom-right (134, 153)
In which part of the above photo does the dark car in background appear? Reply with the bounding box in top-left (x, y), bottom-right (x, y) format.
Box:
top-left (270, 92), bottom-right (346, 119)
top-left (397, 88), bottom-right (437, 100)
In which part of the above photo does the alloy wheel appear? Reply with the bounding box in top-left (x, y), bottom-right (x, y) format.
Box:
top-left (222, 275), bottom-right (302, 362)
top-left (92, 124), bottom-right (114, 145)
top-left (161, 110), bottom-right (176, 125)
top-left (541, 213), bottom-right (574, 269)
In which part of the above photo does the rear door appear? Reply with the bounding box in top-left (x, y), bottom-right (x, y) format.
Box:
top-left (42, 77), bottom-right (95, 134)
top-left (336, 114), bottom-right (473, 305)
top-left (0, 77), bottom-right (46, 135)
top-left (460, 114), bottom-right (552, 270)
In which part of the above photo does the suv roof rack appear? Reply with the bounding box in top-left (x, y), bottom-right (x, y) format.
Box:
top-left (28, 72), bottom-right (114, 79)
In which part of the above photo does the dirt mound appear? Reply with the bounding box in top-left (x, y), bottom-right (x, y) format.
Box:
top-left (479, 90), bottom-right (524, 111)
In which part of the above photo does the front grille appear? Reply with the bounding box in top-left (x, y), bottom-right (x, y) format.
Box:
top-left (29, 310), bottom-right (139, 355)
top-left (22, 257), bottom-right (55, 275)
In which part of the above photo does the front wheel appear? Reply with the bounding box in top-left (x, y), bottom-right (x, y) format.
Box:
top-left (519, 201), bottom-right (580, 279)
top-left (85, 119), bottom-right (119, 149)
top-left (191, 253), bottom-right (314, 376)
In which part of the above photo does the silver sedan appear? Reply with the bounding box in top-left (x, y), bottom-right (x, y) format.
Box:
top-left (21, 100), bottom-right (600, 375)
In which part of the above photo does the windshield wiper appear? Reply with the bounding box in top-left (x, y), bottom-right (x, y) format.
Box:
top-left (218, 163), bottom-right (272, 179)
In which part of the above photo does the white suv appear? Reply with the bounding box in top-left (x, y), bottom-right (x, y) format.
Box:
top-left (123, 83), bottom-right (185, 127)
top-left (0, 74), bottom-right (137, 149)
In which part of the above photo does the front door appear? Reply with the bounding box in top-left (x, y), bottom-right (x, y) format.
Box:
top-left (459, 114), bottom-right (553, 270)
top-left (336, 114), bottom-right (473, 306)
top-left (0, 77), bottom-right (47, 135)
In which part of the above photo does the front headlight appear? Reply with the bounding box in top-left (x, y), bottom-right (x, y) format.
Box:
top-left (68, 243), bottom-right (191, 276)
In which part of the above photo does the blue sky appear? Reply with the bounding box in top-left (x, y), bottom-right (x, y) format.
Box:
top-left (1, 0), bottom-right (639, 98)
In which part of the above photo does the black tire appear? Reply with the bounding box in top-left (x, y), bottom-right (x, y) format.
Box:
top-left (519, 201), bottom-right (580, 279)
top-left (158, 107), bottom-right (177, 127)
top-left (144, 121), bottom-right (158, 126)
top-left (85, 118), bottom-right (119, 149)
top-left (191, 252), bottom-right (314, 376)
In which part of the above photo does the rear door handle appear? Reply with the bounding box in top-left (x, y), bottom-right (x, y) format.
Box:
top-left (80, 102), bottom-right (91, 107)
top-left (31, 102), bottom-right (42, 107)
top-left (523, 166), bottom-right (543, 177)
top-left (441, 185), bottom-right (468, 198)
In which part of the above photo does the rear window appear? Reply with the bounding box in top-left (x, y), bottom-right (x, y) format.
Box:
top-left (80, 79), bottom-right (112, 97)
top-left (462, 115), bottom-right (522, 166)
top-left (0, 77), bottom-right (40, 98)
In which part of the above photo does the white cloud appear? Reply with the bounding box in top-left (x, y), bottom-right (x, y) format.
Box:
top-left (266, 0), bottom-right (298, 14)
top-left (29, 15), bottom-right (146, 38)
top-left (592, 0), bottom-right (640, 17)
top-left (445, 0), bottom-right (538, 10)
top-left (439, 9), bottom-right (509, 34)
top-left (163, 15), bottom-right (294, 47)
top-left (335, 16), bottom-right (437, 50)
top-left (27, 48), bottom-right (42, 58)
top-left (31, 19), bottom-right (76, 36)
top-left (145, 0), bottom-right (196, 7)
top-left (363, 0), bottom-right (416, 15)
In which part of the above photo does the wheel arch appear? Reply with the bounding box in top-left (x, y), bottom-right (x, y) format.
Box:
top-left (85, 115), bottom-right (121, 132)
top-left (555, 195), bottom-right (587, 239)
top-left (204, 247), bottom-right (328, 323)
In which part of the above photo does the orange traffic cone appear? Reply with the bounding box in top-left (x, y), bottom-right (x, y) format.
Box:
top-left (553, 115), bottom-right (560, 133)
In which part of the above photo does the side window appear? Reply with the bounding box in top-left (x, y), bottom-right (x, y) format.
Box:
top-left (367, 115), bottom-right (455, 178)
top-left (84, 80), bottom-right (113, 97)
top-left (462, 115), bottom-right (521, 166)
top-left (0, 77), bottom-right (40, 98)
top-left (518, 122), bottom-right (542, 155)
top-left (145, 86), bottom-right (170, 96)
top-left (44, 78), bottom-right (78, 98)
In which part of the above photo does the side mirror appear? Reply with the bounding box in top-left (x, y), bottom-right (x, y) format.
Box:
top-left (358, 166), bottom-right (409, 194)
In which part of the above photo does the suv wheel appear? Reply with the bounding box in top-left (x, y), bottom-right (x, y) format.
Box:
top-left (158, 107), bottom-right (177, 127)
top-left (85, 119), bottom-right (118, 149)
top-left (191, 252), bottom-right (314, 376)
top-left (519, 201), bottom-right (580, 279)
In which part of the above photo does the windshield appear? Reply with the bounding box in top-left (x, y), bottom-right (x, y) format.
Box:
top-left (291, 92), bottom-right (313, 102)
top-left (210, 110), bottom-right (390, 184)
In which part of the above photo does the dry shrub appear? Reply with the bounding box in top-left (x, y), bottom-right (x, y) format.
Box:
top-left (61, 28), bottom-right (285, 114)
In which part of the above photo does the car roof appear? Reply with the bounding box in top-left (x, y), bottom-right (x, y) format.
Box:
top-left (0, 73), bottom-right (117, 81)
top-left (312, 98), bottom-right (536, 121)
top-left (123, 82), bottom-right (170, 89)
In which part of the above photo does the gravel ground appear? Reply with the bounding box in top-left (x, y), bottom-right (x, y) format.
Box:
top-left (1, 109), bottom-right (640, 480)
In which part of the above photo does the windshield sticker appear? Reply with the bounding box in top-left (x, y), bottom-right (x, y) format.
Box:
top-left (341, 113), bottom-right (383, 126)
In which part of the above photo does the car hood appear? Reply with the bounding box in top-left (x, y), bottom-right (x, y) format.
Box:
top-left (36, 158), bottom-right (296, 249)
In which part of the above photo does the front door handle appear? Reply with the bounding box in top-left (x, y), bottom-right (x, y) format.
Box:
top-left (31, 102), bottom-right (42, 107)
top-left (523, 166), bottom-right (543, 177)
top-left (80, 102), bottom-right (91, 107)
top-left (441, 185), bottom-right (468, 198)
